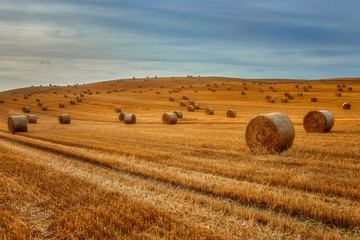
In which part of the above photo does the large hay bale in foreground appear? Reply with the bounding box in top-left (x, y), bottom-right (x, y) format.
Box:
top-left (8, 116), bottom-right (28, 134)
top-left (303, 110), bottom-right (334, 133)
top-left (245, 112), bottom-right (295, 154)
top-left (162, 113), bottom-right (178, 125)
top-left (119, 112), bottom-right (128, 121)
top-left (115, 106), bottom-right (121, 112)
top-left (59, 114), bottom-right (71, 124)
top-left (187, 105), bottom-right (195, 112)
top-left (342, 102), bottom-right (351, 110)
top-left (173, 110), bottom-right (183, 118)
top-left (27, 114), bottom-right (37, 124)
top-left (23, 106), bottom-right (30, 113)
top-left (205, 107), bottom-right (214, 115)
top-left (226, 109), bottom-right (236, 118)
top-left (59, 102), bottom-right (65, 108)
top-left (124, 114), bottom-right (136, 124)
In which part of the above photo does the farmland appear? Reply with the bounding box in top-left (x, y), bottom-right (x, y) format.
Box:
top-left (0, 76), bottom-right (359, 239)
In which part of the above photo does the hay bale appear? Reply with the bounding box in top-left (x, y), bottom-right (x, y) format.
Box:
top-left (70, 100), bottom-right (75, 105)
top-left (187, 105), bottom-right (195, 112)
top-left (107, 90), bottom-right (112, 94)
top-left (115, 106), bottom-right (122, 112)
top-left (156, 90), bottom-right (160, 94)
top-left (8, 116), bottom-right (28, 134)
top-left (124, 114), bottom-right (136, 124)
top-left (268, 98), bottom-right (275, 103)
top-left (162, 113), bottom-right (177, 125)
top-left (23, 106), bottom-right (30, 113)
top-left (194, 89), bottom-right (198, 92)
top-left (188, 98), bottom-right (195, 105)
top-left (342, 84), bottom-right (346, 88)
top-left (281, 97), bottom-right (288, 103)
top-left (41, 105), bottom-right (47, 111)
top-left (308, 85), bottom-right (312, 88)
top-left (88, 91), bottom-right (92, 95)
top-left (266, 94), bottom-right (272, 99)
top-left (226, 109), bottom-right (236, 118)
top-left (303, 110), bottom-right (334, 133)
top-left (13, 97), bottom-right (17, 101)
top-left (212, 89), bottom-right (216, 92)
top-left (348, 87), bottom-right (352, 91)
top-left (227, 86), bottom-right (231, 90)
top-left (76, 97), bottom-right (82, 102)
top-left (180, 100), bottom-right (187, 106)
top-left (241, 91), bottom-right (246, 95)
top-left (311, 97), bottom-right (318, 102)
top-left (80, 93), bottom-right (85, 97)
top-left (169, 96), bottom-right (175, 101)
top-left (338, 88), bottom-right (343, 92)
top-left (193, 103), bottom-right (200, 109)
top-left (335, 91), bottom-right (342, 97)
top-left (168, 90), bottom-right (173, 93)
top-left (182, 95), bottom-right (188, 100)
top-left (64, 94), bottom-right (68, 98)
top-left (59, 114), bottom-right (71, 124)
top-left (24, 94), bottom-right (28, 99)
top-left (259, 89), bottom-right (264, 93)
top-left (0, 99), bottom-right (4, 103)
top-left (304, 87), bottom-right (309, 92)
top-left (119, 112), bottom-right (128, 121)
top-left (59, 102), bottom-right (65, 108)
top-left (342, 102), bottom-right (351, 110)
top-left (205, 107), bottom-right (214, 115)
top-left (245, 112), bottom-right (295, 153)
top-left (35, 98), bottom-right (40, 102)
top-left (27, 114), bottom-right (37, 124)
top-left (38, 102), bottom-right (43, 106)
top-left (96, 91), bottom-right (100, 94)
top-left (284, 92), bottom-right (294, 99)
top-left (173, 110), bottom-right (183, 118)
top-left (297, 92), bottom-right (303, 96)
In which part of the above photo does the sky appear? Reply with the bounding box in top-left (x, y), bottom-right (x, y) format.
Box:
top-left (1, 0), bottom-right (360, 91)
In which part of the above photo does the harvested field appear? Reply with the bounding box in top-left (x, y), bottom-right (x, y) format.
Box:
top-left (0, 76), bottom-right (359, 239)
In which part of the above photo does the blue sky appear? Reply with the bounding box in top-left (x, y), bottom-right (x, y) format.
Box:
top-left (1, 0), bottom-right (360, 91)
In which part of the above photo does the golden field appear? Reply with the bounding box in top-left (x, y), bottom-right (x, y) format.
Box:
top-left (0, 76), bottom-right (359, 239)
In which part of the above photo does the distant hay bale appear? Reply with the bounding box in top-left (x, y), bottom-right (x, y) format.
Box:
top-left (337, 84), bottom-right (341, 88)
top-left (124, 114), bottom-right (136, 124)
top-left (245, 112), bottom-right (295, 154)
top-left (173, 110), bottom-right (183, 118)
top-left (259, 89), bottom-right (264, 93)
top-left (308, 85), bottom-right (312, 88)
top-left (24, 94), bottom-right (28, 99)
top-left (88, 91), bottom-right (92, 95)
top-left (342, 84), bottom-right (346, 88)
top-left (311, 97), bottom-right (318, 102)
top-left (304, 87), bottom-right (309, 92)
top-left (297, 92), bottom-right (303, 96)
top-left (76, 97), bottom-right (82, 102)
top-left (41, 105), bottom-right (47, 111)
top-left (284, 92), bottom-right (294, 99)
top-left (161, 85), bottom-right (165, 88)
top-left (281, 97), bottom-right (288, 103)
top-left (266, 94), bottom-right (272, 99)
top-left (27, 114), bottom-right (37, 124)
top-left (272, 88), bottom-right (278, 92)
top-left (162, 113), bottom-right (177, 125)
top-left (23, 106), bottom-right (30, 113)
top-left (0, 99), bottom-right (4, 103)
top-left (342, 102), bottom-right (351, 110)
top-left (169, 96), bottom-right (175, 101)
top-left (119, 112), bottom-right (128, 121)
top-left (193, 103), bottom-right (200, 109)
top-left (59, 102), bottom-right (65, 108)
top-left (107, 90), bottom-right (112, 94)
top-left (8, 116), bottom-right (28, 134)
top-left (64, 94), bottom-right (68, 98)
top-left (227, 86), bottom-right (231, 90)
top-left (335, 91), bottom-right (342, 97)
top-left (70, 100), bottom-right (75, 105)
top-left (188, 98), bottom-right (195, 105)
top-left (187, 105), bottom-right (195, 112)
top-left (74, 93), bottom-right (77, 95)
top-left (348, 87), bottom-right (352, 91)
top-left (194, 89), bottom-right (198, 92)
top-left (212, 89), bottom-right (216, 92)
top-left (59, 114), bottom-right (71, 124)
top-left (241, 91), bottom-right (246, 95)
top-left (226, 109), bottom-right (236, 118)
top-left (96, 91), bottom-right (100, 94)
top-left (180, 100), bottom-right (187, 106)
top-left (205, 107), bottom-right (214, 115)
top-left (13, 97), bottom-right (17, 101)
top-left (156, 90), bottom-right (160, 94)
top-left (115, 106), bottom-right (122, 112)
top-left (80, 93), bottom-right (85, 97)
top-left (268, 98), bottom-right (275, 103)
top-left (243, 86), bottom-right (248, 90)
top-left (182, 95), bottom-right (188, 100)
top-left (38, 102), bottom-right (43, 106)
top-left (168, 90), bottom-right (173, 93)
top-left (36, 98), bottom-right (40, 102)
top-left (303, 110), bottom-right (334, 133)
top-left (295, 85), bottom-right (299, 88)
top-left (338, 88), bottom-right (343, 92)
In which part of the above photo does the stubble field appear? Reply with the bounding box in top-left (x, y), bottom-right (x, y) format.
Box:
top-left (0, 76), bottom-right (359, 239)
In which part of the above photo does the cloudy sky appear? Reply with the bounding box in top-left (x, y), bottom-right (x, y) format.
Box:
top-left (1, 0), bottom-right (360, 91)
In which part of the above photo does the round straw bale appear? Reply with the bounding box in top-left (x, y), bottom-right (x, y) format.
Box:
top-left (245, 112), bottom-right (295, 154)
top-left (297, 92), bottom-right (303, 96)
top-left (8, 116), bottom-right (28, 134)
top-left (308, 85), bottom-right (312, 88)
top-left (27, 114), bottom-right (37, 124)
top-left (281, 97), bottom-right (288, 103)
top-left (80, 93), bottom-right (85, 97)
top-left (182, 95), bottom-right (188, 100)
top-left (205, 107), bottom-right (214, 115)
top-left (226, 109), bottom-right (236, 118)
top-left (107, 90), bottom-right (111, 94)
top-left (187, 105), bottom-right (195, 112)
top-left (59, 102), bottom-right (65, 108)
top-left (169, 96), bottom-right (175, 101)
top-left (303, 110), bottom-right (334, 133)
top-left (76, 97), bottom-right (82, 102)
top-left (259, 89), bottom-right (264, 93)
top-left (180, 100), bottom-right (187, 106)
top-left (243, 86), bottom-right (248, 90)
top-left (266, 94), bottom-right (272, 99)
top-left (156, 90), bottom-right (160, 94)
top-left (212, 89), bottom-right (216, 92)
top-left (0, 99), bottom-right (4, 103)
top-left (241, 91), bottom-right (246, 95)
top-left (36, 98), bottom-right (40, 102)
top-left (284, 92), bottom-right (294, 99)
top-left (64, 94), bottom-right (68, 98)
top-left (88, 91), bottom-right (92, 95)
top-left (168, 90), bottom-right (173, 93)
top-left (74, 93), bottom-right (77, 95)
top-left (59, 114), bottom-right (71, 124)
top-left (338, 88), bottom-right (343, 92)
top-left (193, 103), bottom-right (200, 109)
top-left (115, 106), bottom-right (121, 112)
top-left (268, 98), bottom-right (275, 103)
top-left (337, 84), bottom-right (341, 88)
top-left (70, 100), bottom-right (75, 105)
top-left (124, 114), bottom-right (136, 124)
top-left (96, 91), bottom-right (100, 94)
top-left (23, 106), bottom-right (30, 113)
top-left (342, 102), bottom-right (351, 110)
top-left (13, 97), bottom-right (17, 101)
top-left (304, 87), bottom-right (309, 92)
top-left (173, 110), bottom-right (183, 118)
top-left (188, 98), bottom-right (195, 105)
top-left (227, 86), bottom-right (231, 90)
top-left (311, 97), bottom-right (318, 102)
top-left (162, 113), bottom-right (177, 124)
top-left (194, 89), bottom-right (198, 92)
top-left (24, 94), bottom-right (28, 99)
top-left (38, 102), bottom-right (43, 106)
top-left (41, 105), bottom-right (47, 111)
top-left (342, 84), bottom-right (346, 88)
top-left (335, 91), bottom-right (342, 97)
top-left (119, 112), bottom-right (128, 121)
top-left (348, 87), bottom-right (352, 91)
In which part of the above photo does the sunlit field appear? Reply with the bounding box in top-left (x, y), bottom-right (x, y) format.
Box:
top-left (0, 76), bottom-right (359, 239)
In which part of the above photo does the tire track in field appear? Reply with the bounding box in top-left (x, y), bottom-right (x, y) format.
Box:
top-left (0, 137), bottom-right (356, 240)
top-left (1, 132), bottom-right (360, 231)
